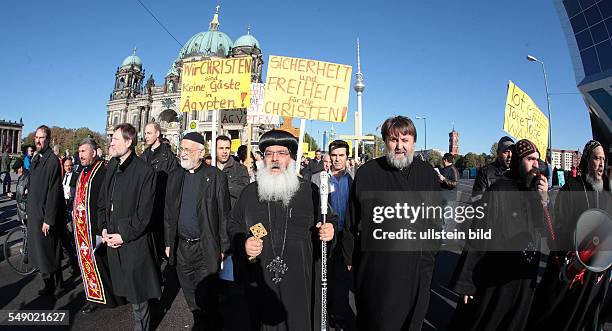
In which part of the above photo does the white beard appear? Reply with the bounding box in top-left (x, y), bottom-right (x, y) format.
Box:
top-left (256, 159), bottom-right (300, 207)
top-left (385, 150), bottom-right (414, 170)
top-left (586, 174), bottom-right (604, 192)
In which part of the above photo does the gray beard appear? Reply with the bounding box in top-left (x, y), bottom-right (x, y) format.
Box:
top-left (586, 174), bottom-right (604, 192)
top-left (256, 159), bottom-right (299, 207)
top-left (385, 151), bottom-right (413, 170)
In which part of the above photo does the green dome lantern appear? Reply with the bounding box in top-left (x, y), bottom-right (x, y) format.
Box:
top-left (178, 6), bottom-right (233, 59)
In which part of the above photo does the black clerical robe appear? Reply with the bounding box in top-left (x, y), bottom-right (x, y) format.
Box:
top-left (98, 152), bottom-right (161, 303)
top-left (26, 147), bottom-right (64, 274)
top-left (228, 178), bottom-right (336, 331)
top-left (527, 176), bottom-right (611, 331)
top-left (343, 156), bottom-right (443, 331)
top-left (451, 178), bottom-right (547, 330)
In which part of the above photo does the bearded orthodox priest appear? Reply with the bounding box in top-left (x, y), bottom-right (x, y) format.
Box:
top-left (227, 130), bottom-right (336, 330)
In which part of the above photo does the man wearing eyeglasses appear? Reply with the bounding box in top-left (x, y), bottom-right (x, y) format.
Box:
top-left (227, 130), bottom-right (335, 330)
top-left (164, 132), bottom-right (231, 330)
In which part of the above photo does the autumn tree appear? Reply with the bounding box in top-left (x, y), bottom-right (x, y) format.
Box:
top-left (23, 127), bottom-right (107, 156)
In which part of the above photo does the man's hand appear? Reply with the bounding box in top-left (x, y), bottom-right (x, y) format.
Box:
top-left (106, 233), bottom-right (124, 249)
top-left (463, 295), bottom-right (474, 304)
top-left (536, 174), bottom-right (549, 203)
top-left (245, 237), bottom-right (263, 258)
top-left (438, 174), bottom-right (445, 183)
top-left (165, 247), bottom-right (170, 258)
top-left (42, 223), bottom-right (50, 237)
top-left (316, 222), bottom-right (334, 242)
top-left (101, 229), bottom-right (109, 243)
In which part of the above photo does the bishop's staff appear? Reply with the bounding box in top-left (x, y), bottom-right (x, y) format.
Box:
top-left (319, 171), bottom-right (330, 331)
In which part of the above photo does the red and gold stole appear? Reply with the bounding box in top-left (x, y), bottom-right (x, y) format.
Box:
top-left (73, 161), bottom-right (106, 304)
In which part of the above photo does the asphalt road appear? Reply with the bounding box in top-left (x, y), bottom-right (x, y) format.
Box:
top-left (0, 178), bottom-right (193, 331)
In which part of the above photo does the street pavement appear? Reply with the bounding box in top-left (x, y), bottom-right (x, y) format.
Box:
top-left (0, 177), bottom-right (193, 331)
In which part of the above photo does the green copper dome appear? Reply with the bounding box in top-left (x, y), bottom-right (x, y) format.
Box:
top-left (120, 51), bottom-right (142, 69)
top-left (234, 28), bottom-right (260, 49)
top-left (179, 31), bottom-right (233, 58)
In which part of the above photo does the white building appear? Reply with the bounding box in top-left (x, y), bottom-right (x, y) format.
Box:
top-left (551, 148), bottom-right (580, 170)
top-left (106, 7), bottom-right (271, 150)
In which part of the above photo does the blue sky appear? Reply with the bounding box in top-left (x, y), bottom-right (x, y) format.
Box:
top-left (0, 0), bottom-right (592, 154)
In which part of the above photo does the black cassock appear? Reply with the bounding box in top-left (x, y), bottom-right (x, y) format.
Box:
top-left (98, 152), bottom-right (161, 303)
top-left (527, 177), bottom-right (611, 331)
top-left (26, 147), bottom-right (64, 274)
top-left (450, 179), bottom-right (546, 330)
top-left (228, 179), bottom-right (336, 331)
top-left (343, 157), bottom-right (443, 331)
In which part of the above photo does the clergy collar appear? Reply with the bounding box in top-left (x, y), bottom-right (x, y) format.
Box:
top-left (117, 151), bottom-right (135, 172)
top-left (34, 146), bottom-right (52, 164)
top-left (186, 162), bottom-right (204, 174)
top-left (149, 141), bottom-right (163, 153)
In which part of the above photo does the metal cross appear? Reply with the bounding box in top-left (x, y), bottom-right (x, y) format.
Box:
top-left (266, 256), bottom-right (288, 284)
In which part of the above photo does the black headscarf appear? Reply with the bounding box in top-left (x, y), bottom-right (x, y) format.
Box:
top-left (578, 140), bottom-right (602, 176)
top-left (507, 139), bottom-right (539, 180)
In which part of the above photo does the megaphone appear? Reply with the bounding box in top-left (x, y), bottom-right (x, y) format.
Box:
top-left (560, 208), bottom-right (612, 288)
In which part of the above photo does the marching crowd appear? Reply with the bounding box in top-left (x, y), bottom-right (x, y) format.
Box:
top-left (2, 115), bottom-right (610, 331)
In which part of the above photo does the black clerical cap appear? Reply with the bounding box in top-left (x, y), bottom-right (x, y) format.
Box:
top-left (182, 132), bottom-right (205, 146)
top-left (259, 130), bottom-right (298, 158)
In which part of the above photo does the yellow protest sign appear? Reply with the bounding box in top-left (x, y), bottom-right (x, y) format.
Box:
top-left (181, 58), bottom-right (252, 111)
top-left (231, 139), bottom-right (241, 153)
top-left (264, 55), bottom-right (352, 122)
top-left (302, 143), bottom-right (309, 155)
top-left (503, 81), bottom-right (549, 160)
top-left (346, 140), bottom-right (353, 157)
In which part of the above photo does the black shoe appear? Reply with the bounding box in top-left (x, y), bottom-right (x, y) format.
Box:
top-left (38, 286), bottom-right (54, 296)
top-left (81, 303), bottom-right (97, 314)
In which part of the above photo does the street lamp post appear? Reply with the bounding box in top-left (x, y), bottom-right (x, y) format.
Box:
top-left (416, 116), bottom-right (427, 160)
top-left (526, 54), bottom-right (552, 161)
